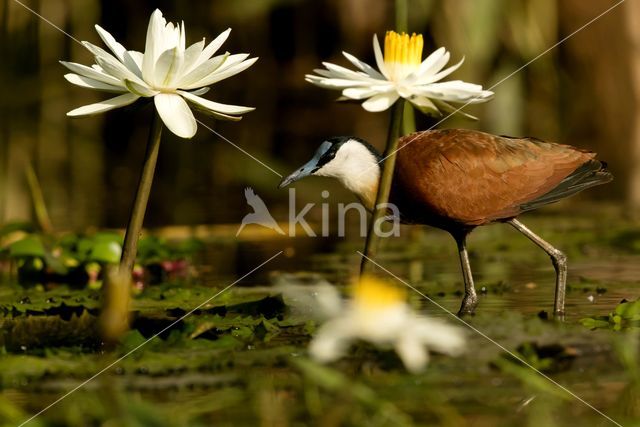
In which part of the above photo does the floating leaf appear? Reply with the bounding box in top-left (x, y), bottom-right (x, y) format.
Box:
top-left (90, 240), bottom-right (122, 264)
top-left (580, 318), bottom-right (610, 330)
top-left (8, 236), bottom-right (46, 258)
top-left (581, 298), bottom-right (640, 330)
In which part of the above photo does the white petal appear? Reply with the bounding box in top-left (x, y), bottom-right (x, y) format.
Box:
top-left (154, 93), bottom-right (197, 138)
top-left (142, 9), bottom-right (167, 82)
top-left (82, 41), bottom-right (120, 65)
top-left (124, 79), bottom-right (158, 97)
top-left (153, 46), bottom-right (183, 87)
top-left (418, 57), bottom-right (465, 85)
top-left (60, 61), bottom-right (123, 86)
top-left (373, 34), bottom-right (390, 79)
top-left (95, 56), bottom-right (145, 86)
top-left (67, 93), bottom-right (139, 117)
top-left (183, 57), bottom-right (257, 89)
top-left (181, 104), bottom-right (242, 121)
top-left (431, 99), bottom-right (478, 120)
top-left (121, 51), bottom-right (143, 78)
top-left (216, 53), bottom-right (250, 73)
top-left (312, 68), bottom-right (339, 78)
top-left (309, 319), bottom-right (353, 362)
top-left (305, 75), bottom-right (377, 89)
top-left (396, 84), bottom-right (416, 98)
top-left (180, 39), bottom-right (205, 75)
top-left (408, 96), bottom-right (440, 115)
top-left (193, 28), bottom-right (231, 69)
top-left (322, 62), bottom-right (374, 81)
top-left (126, 50), bottom-right (144, 71)
top-left (412, 47), bottom-right (448, 80)
top-left (395, 334), bottom-right (429, 373)
top-left (178, 90), bottom-right (254, 115)
top-left (417, 81), bottom-right (494, 103)
top-left (177, 53), bottom-right (229, 88)
top-left (313, 285), bottom-right (344, 318)
top-left (84, 40), bottom-right (146, 85)
top-left (189, 87), bottom-right (210, 96)
top-left (179, 21), bottom-right (186, 52)
top-left (276, 282), bottom-right (343, 319)
top-left (64, 73), bottom-right (127, 93)
top-left (361, 92), bottom-right (399, 112)
top-left (342, 86), bottom-right (389, 100)
top-left (94, 25), bottom-right (127, 62)
top-left (408, 318), bottom-right (466, 356)
top-left (342, 51), bottom-right (385, 79)
top-left (161, 21), bottom-right (180, 51)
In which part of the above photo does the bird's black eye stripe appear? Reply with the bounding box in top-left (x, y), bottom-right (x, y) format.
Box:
top-left (316, 145), bottom-right (339, 168)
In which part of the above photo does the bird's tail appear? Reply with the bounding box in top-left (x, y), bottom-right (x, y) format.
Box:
top-left (520, 160), bottom-right (613, 212)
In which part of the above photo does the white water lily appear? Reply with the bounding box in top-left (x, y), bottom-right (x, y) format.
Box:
top-left (306, 31), bottom-right (493, 118)
top-left (61, 9), bottom-right (257, 138)
top-left (307, 276), bottom-right (466, 373)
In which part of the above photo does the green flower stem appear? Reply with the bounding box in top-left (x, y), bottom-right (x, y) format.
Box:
top-left (394, 0), bottom-right (408, 32)
top-left (119, 110), bottom-right (163, 274)
top-left (25, 161), bottom-right (53, 234)
top-left (403, 102), bottom-right (416, 135)
top-left (360, 99), bottom-right (405, 274)
top-left (395, 0), bottom-right (416, 136)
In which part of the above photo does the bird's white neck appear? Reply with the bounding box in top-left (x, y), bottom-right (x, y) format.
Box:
top-left (314, 139), bottom-right (381, 210)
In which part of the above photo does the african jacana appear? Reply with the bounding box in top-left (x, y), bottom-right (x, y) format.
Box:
top-left (279, 129), bottom-right (613, 316)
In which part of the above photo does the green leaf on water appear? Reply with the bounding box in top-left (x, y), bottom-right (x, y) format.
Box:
top-left (615, 299), bottom-right (640, 321)
top-left (8, 236), bottom-right (46, 258)
top-left (580, 317), bottom-right (610, 329)
top-left (89, 240), bottom-right (122, 264)
top-left (581, 298), bottom-right (640, 330)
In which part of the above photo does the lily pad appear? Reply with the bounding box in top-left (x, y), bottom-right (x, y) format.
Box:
top-left (89, 241), bottom-right (122, 264)
top-left (8, 236), bottom-right (46, 258)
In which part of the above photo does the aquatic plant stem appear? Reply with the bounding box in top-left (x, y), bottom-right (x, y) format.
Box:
top-left (394, 0), bottom-right (417, 137)
top-left (360, 99), bottom-right (405, 274)
top-left (394, 0), bottom-right (408, 32)
top-left (25, 161), bottom-right (53, 233)
top-left (119, 110), bottom-right (163, 275)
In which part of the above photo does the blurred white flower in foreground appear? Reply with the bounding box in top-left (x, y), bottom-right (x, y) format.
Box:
top-left (61, 9), bottom-right (257, 138)
top-left (306, 275), bottom-right (466, 373)
top-left (306, 31), bottom-right (493, 118)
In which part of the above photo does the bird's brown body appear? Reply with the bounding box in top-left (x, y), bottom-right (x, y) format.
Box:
top-left (390, 129), bottom-right (611, 236)
top-left (279, 129), bottom-right (612, 316)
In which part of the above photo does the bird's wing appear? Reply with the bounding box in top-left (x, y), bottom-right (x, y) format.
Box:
top-left (395, 130), bottom-right (597, 225)
top-left (244, 187), bottom-right (271, 213)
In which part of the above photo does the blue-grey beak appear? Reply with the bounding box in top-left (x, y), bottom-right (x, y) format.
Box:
top-left (279, 140), bottom-right (333, 189)
top-left (278, 159), bottom-right (318, 188)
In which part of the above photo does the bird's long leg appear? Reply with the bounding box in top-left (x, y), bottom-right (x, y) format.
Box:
top-left (455, 235), bottom-right (478, 316)
top-left (508, 218), bottom-right (567, 317)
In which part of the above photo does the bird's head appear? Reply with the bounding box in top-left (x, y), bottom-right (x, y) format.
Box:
top-left (278, 137), bottom-right (382, 209)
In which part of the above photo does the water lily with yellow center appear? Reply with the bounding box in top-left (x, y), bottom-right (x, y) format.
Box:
top-left (306, 31), bottom-right (493, 117)
top-left (61, 9), bottom-right (257, 138)
top-left (307, 276), bottom-right (466, 373)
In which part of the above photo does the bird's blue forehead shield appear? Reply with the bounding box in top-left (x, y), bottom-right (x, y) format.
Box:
top-left (278, 141), bottom-right (332, 188)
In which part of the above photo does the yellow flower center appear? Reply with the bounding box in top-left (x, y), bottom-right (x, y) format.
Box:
top-left (384, 31), bottom-right (423, 81)
top-left (352, 275), bottom-right (407, 310)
